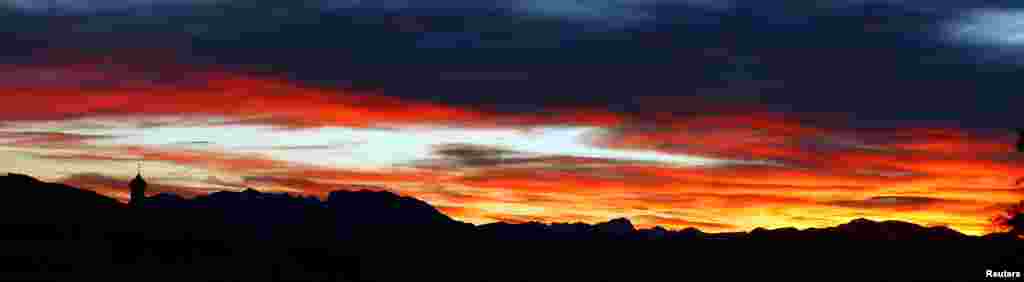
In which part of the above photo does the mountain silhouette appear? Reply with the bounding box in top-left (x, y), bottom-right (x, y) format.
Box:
top-left (744, 218), bottom-right (969, 241)
top-left (325, 189), bottom-right (467, 226)
top-left (0, 173), bottom-right (124, 241)
top-left (0, 173), bottom-right (121, 211)
top-left (0, 172), bottom-right (1021, 282)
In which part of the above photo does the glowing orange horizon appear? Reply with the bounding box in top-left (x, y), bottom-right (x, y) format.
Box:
top-left (2, 63), bottom-right (1022, 236)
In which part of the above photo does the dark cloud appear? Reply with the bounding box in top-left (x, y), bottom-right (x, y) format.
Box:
top-left (437, 71), bottom-right (530, 82)
top-left (3, 0), bottom-right (227, 12)
top-left (430, 143), bottom-right (525, 167)
top-left (828, 196), bottom-right (963, 210)
top-left (419, 144), bottom-right (665, 184)
top-left (2, 0), bottom-right (1024, 130)
top-left (242, 175), bottom-right (393, 195)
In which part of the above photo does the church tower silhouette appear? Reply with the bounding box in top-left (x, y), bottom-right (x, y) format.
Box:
top-left (129, 162), bottom-right (147, 208)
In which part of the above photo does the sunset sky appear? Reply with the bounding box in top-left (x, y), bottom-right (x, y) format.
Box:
top-left (3, 0), bottom-right (1024, 235)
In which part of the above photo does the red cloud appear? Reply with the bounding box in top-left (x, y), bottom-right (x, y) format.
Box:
top-left (20, 137), bottom-right (1015, 235)
top-left (0, 64), bottom-right (622, 128)
top-left (4, 62), bottom-right (1022, 236)
top-left (0, 132), bottom-right (111, 147)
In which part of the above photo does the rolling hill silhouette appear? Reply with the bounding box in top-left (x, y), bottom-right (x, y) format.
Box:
top-left (0, 173), bottom-right (1021, 282)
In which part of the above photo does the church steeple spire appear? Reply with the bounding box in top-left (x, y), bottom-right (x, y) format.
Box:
top-left (129, 161), bottom-right (147, 208)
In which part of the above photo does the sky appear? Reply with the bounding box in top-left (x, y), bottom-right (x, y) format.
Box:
top-left (2, 0), bottom-right (1024, 235)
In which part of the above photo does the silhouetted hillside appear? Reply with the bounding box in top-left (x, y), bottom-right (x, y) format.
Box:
top-left (0, 173), bottom-right (124, 241)
top-left (0, 173), bottom-right (122, 211)
top-left (0, 173), bottom-right (1021, 282)
top-left (326, 189), bottom-right (463, 226)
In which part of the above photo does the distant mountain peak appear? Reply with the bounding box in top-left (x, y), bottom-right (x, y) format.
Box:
top-left (848, 218), bottom-right (876, 225)
top-left (595, 217), bottom-right (635, 235)
top-left (0, 172), bottom-right (122, 211)
top-left (681, 227), bottom-right (702, 234)
top-left (0, 172), bottom-right (993, 242)
top-left (832, 217), bottom-right (967, 240)
top-left (326, 188), bottom-right (459, 226)
top-left (5, 173), bottom-right (41, 183)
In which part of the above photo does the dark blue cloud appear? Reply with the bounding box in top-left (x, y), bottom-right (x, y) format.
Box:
top-left (3, 0), bottom-right (1024, 130)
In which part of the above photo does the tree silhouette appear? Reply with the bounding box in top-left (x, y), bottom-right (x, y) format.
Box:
top-left (1017, 129), bottom-right (1024, 186)
top-left (992, 201), bottom-right (1024, 237)
top-left (1002, 129), bottom-right (1024, 236)
top-left (1017, 128), bottom-right (1024, 154)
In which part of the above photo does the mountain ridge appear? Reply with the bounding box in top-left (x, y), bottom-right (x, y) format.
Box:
top-left (2, 172), bottom-right (1022, 282)
top-left (1, 172), bottom-right (1006, 241)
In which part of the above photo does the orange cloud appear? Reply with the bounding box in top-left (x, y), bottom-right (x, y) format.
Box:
top-left (0, 132), bottom-right (111, 147)
top-left (632, 214), bottom-right (736, 230)
top-left (15, 133), bottom-right (1016, 235)
top-left (0, 65), bottom-right (622, 129)
top-left (16, 126), bottom-right (1018, 235)
top-left (4, 63), bottom-right (1023, 236)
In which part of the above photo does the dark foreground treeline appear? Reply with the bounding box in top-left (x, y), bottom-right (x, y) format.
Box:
top-left (0, 173), bottom-right (1021, 282)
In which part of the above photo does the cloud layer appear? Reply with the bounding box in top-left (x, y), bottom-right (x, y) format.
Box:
top-left (2, 1), bottom-right (1024, 235)
top-left (0, 65), bottom-right (1021, 235)
top-left (2, 0), bottom-right (1023, 129)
